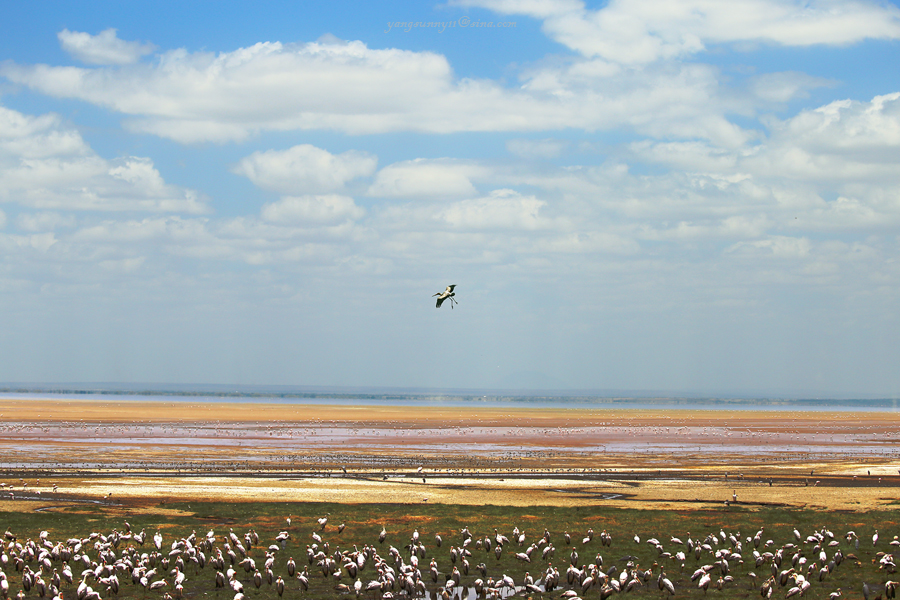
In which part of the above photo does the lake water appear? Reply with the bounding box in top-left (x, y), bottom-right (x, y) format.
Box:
top-left (2, 385), bottom-right (898, 471)
top-left (0, 386), bottom-right (897, 411)
top-left (0, 391), bottom-right (900, 412)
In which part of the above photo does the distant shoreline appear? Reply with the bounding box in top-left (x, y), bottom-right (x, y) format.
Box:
top-left (0, 387), bottom-right (898, 411)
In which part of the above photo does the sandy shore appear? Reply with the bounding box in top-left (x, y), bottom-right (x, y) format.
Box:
top-left (1, 398), bottom-right (898, 511)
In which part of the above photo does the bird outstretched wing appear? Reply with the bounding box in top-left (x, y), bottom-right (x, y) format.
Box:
top-left (433, 284), bottom-right (457, 308)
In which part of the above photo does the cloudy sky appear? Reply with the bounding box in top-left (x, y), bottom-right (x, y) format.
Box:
top-left (2, 0), bottom-right (899, 396)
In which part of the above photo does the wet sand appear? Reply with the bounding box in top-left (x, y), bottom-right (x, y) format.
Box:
top-left (1, 398), bottom-right (899, 511)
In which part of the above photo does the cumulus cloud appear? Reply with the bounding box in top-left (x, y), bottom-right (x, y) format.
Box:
top-left (628, 140), bottom-right (742, 172)
top-left (619, 92), bottom-right (900, 233)
top-left (632, 93), bottom-right (900, 181)
top-left (99, 256), bottom-right (146, 273)
top-left (437, 189), bottom-right (548, 230)
top-left (58, 28), bottom-right (156, 65)
top-left (748, 71), bottom-right (833, 103)
top-left (3, 40), bottom-right (479, 142)
top-left (0, 104), bottom-right (208, 213)
top-left (457, 0), bottom-right (900, 63)
top-left (3, 14), bottom-right (897, 274)
top-left (726, 235), bottom-right (812, 259)
top-left (63, 211), bottom-right (366, 269)
top-left (639, 214), bottom-right (772, 241)
top-left (0, 38), bottom-right (752, 145)
top-left (72, 217), bottom-right (195, 243)
top-left (733, 93), bottom-right (900, 187)
top-left (16, 211), bottom-right (76, 232)
top-left (233, 145), bottom-right (376, 195)
top-left (28, 232), bottom-right (58, 252)
top-left (517, 60), bottom-right (757, 148)
top-left (0, 105), bottom-right (89, 158)
top-left (772, 93), bottom-right (900, 155)
top-left (506, 138), bottom-right (569, 159)
top-left (534, 231), bottom-right (641, 255)
top-left (368, 159), bottom-right (486, 198)
top-left (260, 194), bottom-right (365, 226)
top-left (0, 1), bottom-right (895, 151)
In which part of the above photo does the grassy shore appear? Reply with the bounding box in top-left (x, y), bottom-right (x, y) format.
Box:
top-left (2, 499), bottom-right (898, 600)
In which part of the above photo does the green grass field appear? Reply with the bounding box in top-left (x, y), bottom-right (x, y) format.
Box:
top-left (1, 501), bottom-right (897, 600)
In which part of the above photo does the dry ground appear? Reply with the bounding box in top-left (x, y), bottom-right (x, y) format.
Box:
top-left (1, 399), bottom-right (898, 512)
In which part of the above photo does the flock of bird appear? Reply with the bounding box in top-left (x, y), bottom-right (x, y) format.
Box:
top-left (0, 513), bottom-right (897, 600)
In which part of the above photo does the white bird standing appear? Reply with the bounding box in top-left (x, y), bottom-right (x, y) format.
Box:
top-left (433, 285), bottom-right (458, 309)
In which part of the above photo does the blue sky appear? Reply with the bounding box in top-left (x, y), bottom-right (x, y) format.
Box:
top-left (2, 0), bottom-right (900, 396)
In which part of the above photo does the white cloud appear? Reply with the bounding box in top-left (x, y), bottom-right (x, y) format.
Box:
top-left (621, 93), bottom-right (900, 232)
top-left (459, 0), bottom-right (900, 63)
top-left (726, 235), bottom-right (812, 259)
top-left (640, 214), bottom-right (771, 241)
top-left (260, 194), bottom-right (365, 225)
top-left (0, 105), bottom-right (89, 158)
top-left (517, 60), bottom-right (757, 148)
top-left (28, 232), bottom-right (58, 252)
top-left (0, 1), bottom-right (894, 154)
top-left (506, 138), bottom-right (569, 159)
top-left (534, 230), bottom-right (641, 254)
top-left (16, 211), bottom-right (76, 232)
top-left (732, 93), bottom-right (900, 188)
top-left (629, 140), bottom-right (741, 172)
top-left (72, 217), bottom-right (202, 244)
top-left (99, 256), bottom-right (145, 273)
top-left (437, 189), bottom-right (548, 230)
top-left (62, 211), bottom-right (367, 269)
top-left (3, 40), bottom-right (477, 142)
top-left (748, 71), bottom-right (833, 103)
top-left (774, 93), bottom-right (900, 156)
top-left (58, 28), bottom-right (156, 65)
top-left (233, 145), bottom-right (376, 195)
top-left (0, 38), bottom-right (752, 145)
top-left (368, 159), bottom-right (485, 198)
top-left (0, 104), bottom-right (209, 213)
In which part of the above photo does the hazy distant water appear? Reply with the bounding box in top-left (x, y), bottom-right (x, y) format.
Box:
top-left (0, 383), bottom-right (897, 411)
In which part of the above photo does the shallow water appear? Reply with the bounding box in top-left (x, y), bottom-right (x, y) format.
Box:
top-left (1, 419), bottom-right (898, 474)
top-left (2, 391), bottom-right (899, 474)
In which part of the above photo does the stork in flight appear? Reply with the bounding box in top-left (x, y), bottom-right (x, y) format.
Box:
top-left (433, 284), bottom-right (458, 309)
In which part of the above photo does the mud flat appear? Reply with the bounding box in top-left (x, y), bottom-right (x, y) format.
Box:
top-left (1, 398), bottom-right (898, 511)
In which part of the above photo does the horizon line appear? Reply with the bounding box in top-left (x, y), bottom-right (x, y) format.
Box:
top-left (1, 381), bottom-right (898, 402)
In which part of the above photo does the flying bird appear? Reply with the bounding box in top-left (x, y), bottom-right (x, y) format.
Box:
top-left (433, 284), bottom-right (458, 309)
